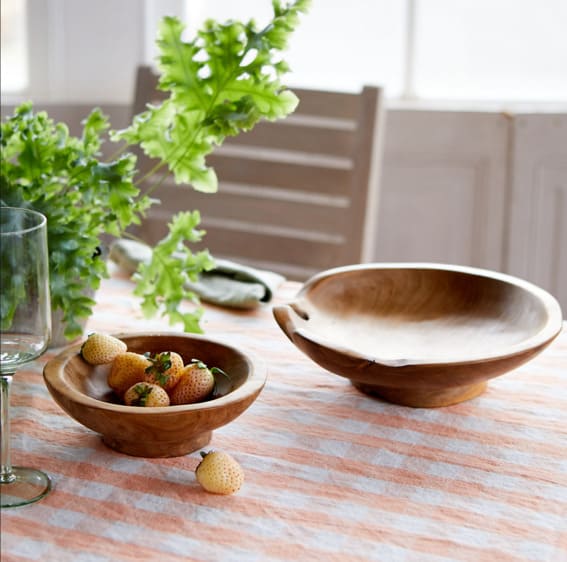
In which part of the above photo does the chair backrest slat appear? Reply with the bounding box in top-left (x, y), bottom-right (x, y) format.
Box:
top-left (131, 66), bottom-right (385, 281)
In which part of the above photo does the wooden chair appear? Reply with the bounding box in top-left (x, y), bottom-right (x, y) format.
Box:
top-left (131, 66), bottom-right (385, 281)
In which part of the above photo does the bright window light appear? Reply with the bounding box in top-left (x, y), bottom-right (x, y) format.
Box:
top-left (184, 0), bottom-right (407, 95)
top-left (413, 0), bottom-right (567, 102)
top-left (185, 0), bottom-right (567, 102)
top-left (1, 0), bottom-right (28, 93)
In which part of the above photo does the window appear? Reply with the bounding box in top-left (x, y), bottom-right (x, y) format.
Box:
top-left (412, 0), bottom-right (567, 102)
top-left (184, 0), bottom-right (409, 96)
top-left (1, 0), bottom-right (28, 93)
top-left (186, 0), bottom-right (567, 103)
top-left (1, 0), bottom-right (566, 106)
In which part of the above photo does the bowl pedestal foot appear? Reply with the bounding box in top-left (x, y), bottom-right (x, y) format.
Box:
top-left (102, 430), bottom-right (213, 458)
top-left (351, 381), bottom-right (488, 408)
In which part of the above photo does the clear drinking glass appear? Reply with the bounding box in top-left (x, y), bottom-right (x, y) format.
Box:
top-left (1, 207), bottom-right (52, 508)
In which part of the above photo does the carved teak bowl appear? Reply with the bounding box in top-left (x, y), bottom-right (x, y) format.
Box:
top-left (273, 263), bottom-right (563, 408)
top-left (43, 333), bottom-right (266, 457)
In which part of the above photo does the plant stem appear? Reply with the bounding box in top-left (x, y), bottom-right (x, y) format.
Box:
top-left (0, 374), bottom-right (15, 484)
top-left (136, 161), bottom-right (170, 195)
top-left (104, 140), bottom-right (130, 163)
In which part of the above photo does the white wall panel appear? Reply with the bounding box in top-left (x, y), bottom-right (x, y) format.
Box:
top-left (374, 110), bottom-right (509, 270)
top-left (507, 114), bottom-right (567, 311)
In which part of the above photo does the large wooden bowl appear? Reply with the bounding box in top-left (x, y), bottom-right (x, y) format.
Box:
top-left (43, 333), bottom-right (266, 457)
top-left (273, 263), bottom-right (563, 407)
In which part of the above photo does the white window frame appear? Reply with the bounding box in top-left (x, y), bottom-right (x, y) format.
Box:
top-left (2, 0), bottom-right (567, 113)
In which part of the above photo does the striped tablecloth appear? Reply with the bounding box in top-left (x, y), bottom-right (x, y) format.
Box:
top-left (2, 272), bottom-right (566, 562)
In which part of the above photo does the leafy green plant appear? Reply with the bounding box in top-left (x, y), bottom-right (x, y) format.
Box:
top-left (0, 107), bottom-right (152, 337)
top-left (0, 0), bottom-right (310, 340)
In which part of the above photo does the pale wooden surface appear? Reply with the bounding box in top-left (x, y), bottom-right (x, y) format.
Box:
top-left (2, 271), bottom-right (566, 561)
top-left (131, 66), bottom-right (385, 281)
top-left (506, 113), bottom-right (567, 310)
top-left (376, 111), bottom-right (510, 272)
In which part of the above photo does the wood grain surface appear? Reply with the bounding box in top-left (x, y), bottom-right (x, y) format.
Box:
top-left (43, 333), bottom-right (266, 457)
top-left (273, 263), bottom-right (563, 407)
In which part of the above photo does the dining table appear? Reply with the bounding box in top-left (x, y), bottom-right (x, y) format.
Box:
top-left (1, 266), bottom-right (566, 562)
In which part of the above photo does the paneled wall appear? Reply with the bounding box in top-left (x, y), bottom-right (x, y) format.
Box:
top-left (506, 114), bottom-right (567, 310)
top-left (375, 111), bottom-right (509, 270)
top-left (374, 109), bottom-right (566, 314)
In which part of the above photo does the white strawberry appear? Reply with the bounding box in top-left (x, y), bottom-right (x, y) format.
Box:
top-left (195, 450), bottom-right (244, 495)
top-left (123, 382), bottom-right (170, 407)
top-left (81, 333), bottom-right (127, 365)
top-left (170, 359), bottom-right (215, 405)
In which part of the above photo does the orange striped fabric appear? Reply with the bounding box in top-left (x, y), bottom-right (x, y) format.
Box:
top-left (2, 272), bottom-right (566, 562)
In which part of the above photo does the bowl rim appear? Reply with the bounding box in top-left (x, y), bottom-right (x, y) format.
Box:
top-left (285, 262), bottom-right (564, 367)
top-left (43, 331), bottom-right (267, 413)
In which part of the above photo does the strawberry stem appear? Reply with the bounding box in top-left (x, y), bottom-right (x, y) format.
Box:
top-left (144, 351), bottom-right (173, 385)
top-left (190, 358), bottom-right (208, 369)
top-left (133, 383), bottom-right (153, 407)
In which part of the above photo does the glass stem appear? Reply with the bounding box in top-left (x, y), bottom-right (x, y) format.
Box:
top-left (0, 374), bottom-right (16, 484)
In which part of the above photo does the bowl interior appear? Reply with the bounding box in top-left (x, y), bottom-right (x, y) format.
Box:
top-left (296, 266), bottom-right (558, 363)
top-left (62, 333), bottom-right (252, 404)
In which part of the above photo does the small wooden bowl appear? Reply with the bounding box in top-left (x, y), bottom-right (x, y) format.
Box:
top-left (43, 332), bottom-right (266, 457)
top-left (273, 263), bottom-right (563, 408)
